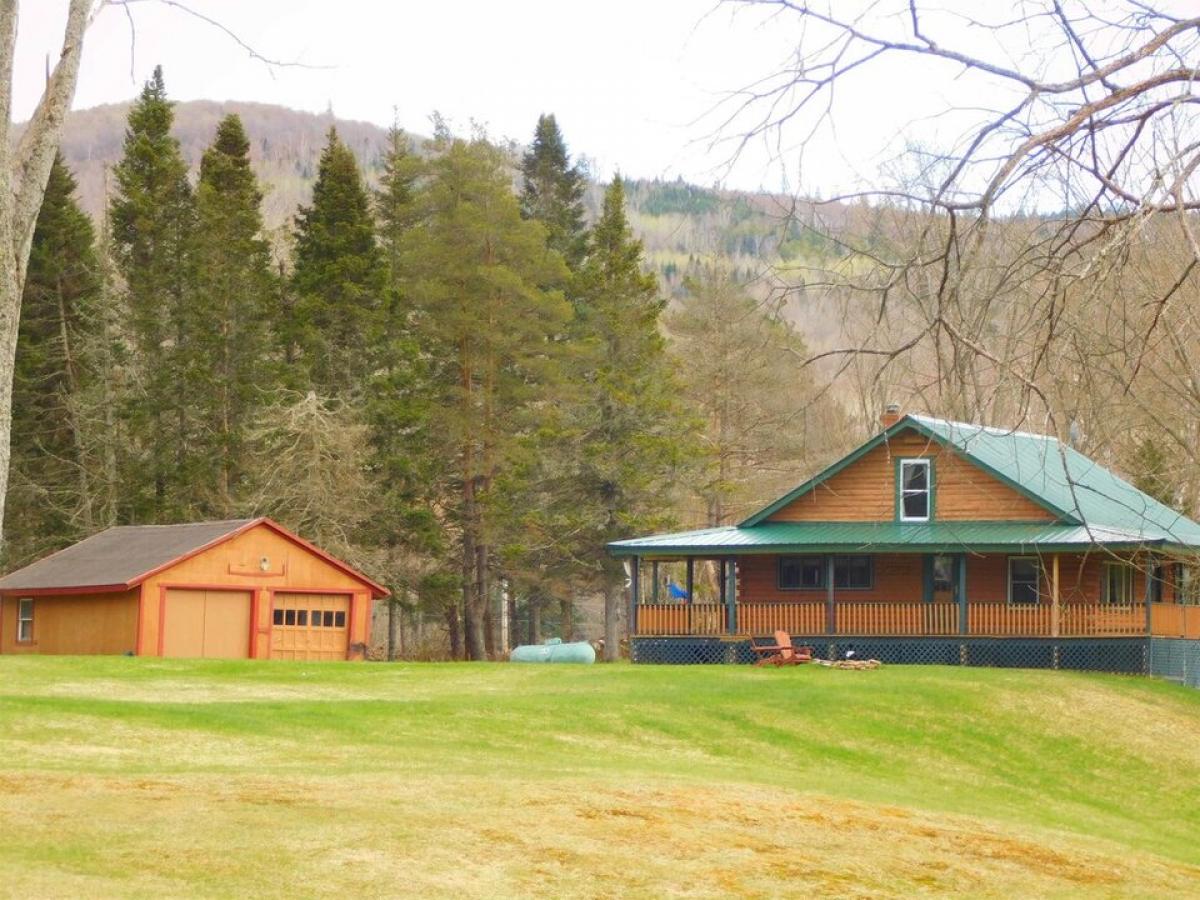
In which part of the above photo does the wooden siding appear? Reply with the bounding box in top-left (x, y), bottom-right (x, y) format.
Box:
top-left (139, 523), bottom-right (373, 660)
top-left (738, 552), bottom-right (1121, 605)
top-left (0, 589), bottom-right (138, 655)
top-left (739, 553), bottom-right (923, 602)
top-left (768, 429), bottom-right (1055, 522)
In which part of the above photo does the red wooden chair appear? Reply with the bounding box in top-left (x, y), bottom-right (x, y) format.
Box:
top-left (749, 630), bottom-right (813, 666)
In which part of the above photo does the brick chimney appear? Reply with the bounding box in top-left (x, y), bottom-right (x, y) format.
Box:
top-left (880, 403), bottom-right (903, 429)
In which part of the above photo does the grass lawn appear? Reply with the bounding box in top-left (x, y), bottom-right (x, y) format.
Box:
top-left (0, 658), bottom-right (1198, 897)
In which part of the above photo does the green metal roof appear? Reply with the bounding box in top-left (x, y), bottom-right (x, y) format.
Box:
top-left (607, 520), bottom-right (1176, 557)
top-left (609, 413), bottom-right (1200, 557)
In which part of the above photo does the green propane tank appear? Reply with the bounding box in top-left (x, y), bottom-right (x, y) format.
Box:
top-left (509, 637), bottom-right (596, 664)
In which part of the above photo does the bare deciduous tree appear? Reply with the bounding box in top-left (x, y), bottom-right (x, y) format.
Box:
top-left (719, 0), bottom-right (1200, 520)
top-left (0, 0), bottom-right (92, 551)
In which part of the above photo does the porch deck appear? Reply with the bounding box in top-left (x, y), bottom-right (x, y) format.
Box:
top-left (635, 600), bottom-right (1200, 639)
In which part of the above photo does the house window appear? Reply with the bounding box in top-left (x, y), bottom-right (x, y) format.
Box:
top-left (779, 556), bottom-right (824, 590)
top-left (273, 608), bottom-right (284, 626)
top-left (932, 555), bottom-right (955, 597)
top-left (1101, 563), bottom-right (1135, 607)
top-left (16, 598), bottom-right (33, 642)
top-left (1148, 564), bottom-right (1165, 603)
top-left (834, 556), bottom-right (873, 590)
top-left (778, 556), bottom-right (873, 590)
top-left (1179, 565), bottom-right (1200, 605)
top-left (899, 459), bottom-right (931, 522)
top-left (1008, 558), bottom-right (1041, 605)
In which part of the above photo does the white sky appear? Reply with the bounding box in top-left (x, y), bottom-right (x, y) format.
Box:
top-left (13, 1), bottom-right (1044, 194)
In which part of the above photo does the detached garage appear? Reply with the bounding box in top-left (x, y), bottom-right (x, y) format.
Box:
top-left (0, 518), bottom-right (388, 661)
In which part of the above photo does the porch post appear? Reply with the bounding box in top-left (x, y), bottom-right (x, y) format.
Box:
top-left (957, 553), bottom-right (968, 635)
top-left (825, 555), bottom-right (835, 635)
top-left (685, 558), bottom-right (694, 604)
top-left (630, 555), bottom-right (640, 635)
top-left (1051, 553), bottom-right (1060, 638)
top-left (1144, 555), bottom-right (1153, 635)
top-left (651, 561), bottom-right (660, 603)
top-left (725, 557), bottom-right (737, 634)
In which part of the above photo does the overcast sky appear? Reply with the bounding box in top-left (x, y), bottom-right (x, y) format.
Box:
top-left (14, 1), bottom-right (1019, 195)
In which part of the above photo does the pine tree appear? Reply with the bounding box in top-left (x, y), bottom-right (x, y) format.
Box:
top-left (520, 114), bottom-right (587, 269)
top-left (187, 114), bottom-right (278, 514)
top-left (6, 154), bottom-right (102, 564)
top-left (109, 65), bottom-right (196, 521)
top-left (376, 125), bottom-right (422, 285)
top-left (289, 127), bottom-right (385, 396)
top-left (566, 176), bottom-right (693, 660)
top-left (367, 124), bottom-right (435, 655)
top-left (403, 134), bottom-right (571, 660)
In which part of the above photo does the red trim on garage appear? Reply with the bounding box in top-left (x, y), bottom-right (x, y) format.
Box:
top-left (1, 584), bottom-right (129, 597)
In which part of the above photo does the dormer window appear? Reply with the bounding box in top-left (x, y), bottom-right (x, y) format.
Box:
top-left (899, 459), bottom-right (931, 522)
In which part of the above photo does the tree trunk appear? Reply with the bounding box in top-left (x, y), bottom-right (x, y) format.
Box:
top-left (387, 600), bottom-right (400, 661)
top-left (528, 593), bottom-right (542, 644)
top-left (559, 596), bottom-right (573, 641)
top-left (445, 603), bottom-right (462, 660)
top-left (0, 0), bottom-right (91, 552)
top-left (604, 583), bottom-right (620, 662)
top-left (481, 555), bottom-right (495, 658)
top-left (506, 593), bottom-right (518, 651)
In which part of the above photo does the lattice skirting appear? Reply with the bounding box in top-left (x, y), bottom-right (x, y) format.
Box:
top-left (631, 636), bottom-right (1148, 674)
top-left (1149, 638), bottom-right (1200, 688)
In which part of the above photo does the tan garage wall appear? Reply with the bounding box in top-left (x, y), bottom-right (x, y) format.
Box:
top-left (140, 523), bottom-right (374, 659)
top-left (0, 589), bottom-right (139, 655)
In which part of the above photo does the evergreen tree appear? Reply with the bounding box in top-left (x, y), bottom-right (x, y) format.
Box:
top-left (520, 114), bottom-right (587, 269)
top-left (403, 133), bottom-right (571, 660)
top-left (109, 65), bottom-right (196, 521)
top-left (6, 154), bottom-right (102, 563)
top-left (289, 127), bottom-right (385, 396)
top-left (187, 114), bottom-right (278, 514)
top-left (367, 124), bottom-right (437, 654)
top-left (376, 125), bottom-right (422, 285)
top-left (562, 176), bottom-right (693, 659)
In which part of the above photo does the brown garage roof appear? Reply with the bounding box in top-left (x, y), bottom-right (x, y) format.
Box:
top-left (0, 519), bottom-right (257, 591)
top-left (0, 518), bottom-right (388, 597)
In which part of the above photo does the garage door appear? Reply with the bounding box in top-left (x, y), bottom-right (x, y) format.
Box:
top-left (270, 593), bottom-right (350, 661)
top-left (162, 589), bottom-right (252, 659)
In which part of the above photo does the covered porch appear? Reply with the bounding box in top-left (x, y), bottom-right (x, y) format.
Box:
top-left (620, 540), bottom-right (1200, 641)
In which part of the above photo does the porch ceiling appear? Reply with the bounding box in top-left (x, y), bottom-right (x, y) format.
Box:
top-left (607, 520), bottom-right (1180, 558)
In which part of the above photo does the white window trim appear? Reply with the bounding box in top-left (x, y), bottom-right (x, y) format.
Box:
top-left (1008, 556), bottom-right (1042, 606)
top-left (899, 459), bottom-right (931, 522)
top-left (16, 597), bottom-right (33, 643)
top-left (1101, 562), bottom-right (1135, 607)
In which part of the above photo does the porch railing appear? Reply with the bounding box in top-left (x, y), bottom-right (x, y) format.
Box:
top-left (1150, 603), bottom-right (1200, 639)
top-left (635, 600), bottom-right (1152, 638)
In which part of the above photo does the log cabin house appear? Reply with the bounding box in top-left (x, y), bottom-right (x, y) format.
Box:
top-left (609, 410), bottom-right (1200, 670)
top-left (0, 518), bottom-right (387, 661)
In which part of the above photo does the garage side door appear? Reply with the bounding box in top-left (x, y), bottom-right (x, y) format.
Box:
top-left (271, 593), bottom-right (350, 661)
top-left (162, 589), bottom-right (252, 659)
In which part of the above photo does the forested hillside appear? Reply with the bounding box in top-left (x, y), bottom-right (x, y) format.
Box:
top-left (10, 77), bottom-right (842, 659)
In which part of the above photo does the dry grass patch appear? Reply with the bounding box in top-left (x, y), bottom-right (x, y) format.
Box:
top-left (2, 658), bottom-right (1200, 897)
